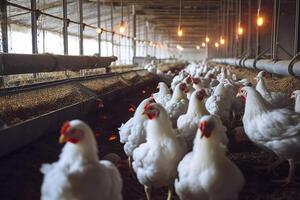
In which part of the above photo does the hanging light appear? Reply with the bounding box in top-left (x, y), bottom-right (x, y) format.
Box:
top-left (201, 42), bottom-right (206, 47)
top-left (257, 16), bottom-right (264, 26)
top-left (257, 0), bottom-right (264, 26)
top-left (119, 20), bottom-right (125, 34)
top-left (237, 0), bottom-right (243, 36)
top-left (177, 0), bottom-right (183, 37)
top-left (205, 36), bottom-right (210, 43)
top-left (96, 28), bottom-right (103, 34)
top-left (215, 42), bottom-right (219, 48)
top-left (178, 27), bottom-right (183, 37)
top-left (220, 37), bottom-right (225, 45)
top-left (237, 27), bottom-right (244, 35)
top-left (196, 45), bottom-right (200, 50)
top-left (119, 0), bottom-right (125, 34)
top-left (176, 44), bottom-right (183, 51)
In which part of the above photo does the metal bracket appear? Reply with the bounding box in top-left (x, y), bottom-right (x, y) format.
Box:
top-left (288, 52), bottom-right (300, 76)
top-left (253, 47), bottom-right (270, 69)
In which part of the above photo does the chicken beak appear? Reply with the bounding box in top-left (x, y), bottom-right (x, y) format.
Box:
top-left (290, 93), bottom-right (295, 99)
top-left (59, 134), bottom-right (67, 144)
top-left (236, 92), bottom-right (243, 98)
top-left (142, 110), bottom-right (147, 115)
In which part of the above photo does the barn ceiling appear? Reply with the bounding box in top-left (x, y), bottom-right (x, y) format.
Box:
top-left (5, 0), bottom-right (296, 49)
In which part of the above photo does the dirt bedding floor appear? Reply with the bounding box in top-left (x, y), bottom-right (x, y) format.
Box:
top-left (227, 65), bottom-right (300, 94)
top-left (0, 74), bottom-right (299, 199)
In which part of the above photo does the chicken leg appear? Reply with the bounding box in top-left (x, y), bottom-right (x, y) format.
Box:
top-left (144, 186), bottom-right (152, 200)
top-left (254, 158), bottom-right (284, 176)
top-left (166, 186), bottom-right (173, 200)
top-left (272, 159), bottom-right (299, 186)
top-left (128, 156), bottom-right (136, 178)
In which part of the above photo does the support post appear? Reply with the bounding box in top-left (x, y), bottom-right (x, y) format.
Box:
top-left (31, 0), bottom-right (38, 54)
top-left (110, 1), bottom-right (114, 56)
top-left (79, 0), bottom-right (84, 55)
top-left (226, 0), bottom-right (229, 57)
top-left (97, 0), bottom-right (101, 56)
top-left (247, 0), bottom-right (252, 56)
top-left (145, 19), bottom-right (148, 56)
top-left (127, 5), bottom-right (131, 63)
top-left (0, 0), bottom-right (8, 53)
top-left (132, 5), bottom-right (136, 58)
top-left (256, 0), bottom-right (262, 56)
top-left (62, 0), bottom-right (68, 55)
top-left (271, 0), bottom-right (280, 59)
top-left (294, 0), bottom-right (300, 55)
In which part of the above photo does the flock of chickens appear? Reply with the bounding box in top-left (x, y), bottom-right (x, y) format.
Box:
top-left (40, 63), bottom-right (300, 200)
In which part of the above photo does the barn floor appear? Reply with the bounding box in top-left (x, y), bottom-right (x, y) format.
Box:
top-left (0, 71), bottom-right (299, 200)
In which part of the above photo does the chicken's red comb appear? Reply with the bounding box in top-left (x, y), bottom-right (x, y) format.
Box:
top-left (196, 89), bottom-right (207, 99)
top-left (186, 76), bottom-right (192, 84)
top-left (61, 121), bottom-right (70, 135)
top-left (192, 78), bottom-right (200, 84)
top-left (179, 83), bottom-right (187, 90)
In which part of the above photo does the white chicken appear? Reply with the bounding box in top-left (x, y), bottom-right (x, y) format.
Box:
top-left (152, 82), bottom-right (171, 107)
top-left (183, 76), bottom-right (195, 100)
top-left (165, 83), bottom-right (189, 126)
top-left (200, 71), bottom-right (219, 88)
top-left (237, 86), bottom-right (300, 184)
top-left (175, 115), bottom-right (244, 200)
top-left (41, 120), bottom-right (122, 200)
top-left (255, 71), bottom-right (290, 108)
top-left (192, 77), bottom-right (203, 90)
top-left (177, 89), bottom-right (210, 149)
top-left (132, 103), bottom-right (187, 200)
top-left (171, 70), bottom-right (188, 91)
top-left (291, 90), bottom-right (300, 113)
top-left (205, 82), bottom-right (237, 125)
top-left (119, 98), bottom-right (155, 161)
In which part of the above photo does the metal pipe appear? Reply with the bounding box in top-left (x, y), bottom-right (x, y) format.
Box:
top-left (79, 0), bottom-right (84, 55)
top-left (62, 0), bottom-right (68, 55)
top-left (31, 0), bottom-right (38, 54)
top-left (210, 57), bottom-right (300, 77)
top-left (0, 53), bottom-right (117, 75)
top-left (0, 0), bottom-right (8, 53)
top-left (97, 0), bottom-right (101, 56)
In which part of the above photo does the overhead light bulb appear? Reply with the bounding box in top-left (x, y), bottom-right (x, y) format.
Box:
top-left (176, 45), bottom-right (183, 51)
top-left (196, 45), bottom-right (200, 50)
top-left (257, 16), bottom-right (264, 26)
top-left (178, 27), bottom-right (183, 37)
top-left (238, 27), bottom-right (244, 35)
top-left (119, 20), bottom-right (125, 34)
top-left (205, 36), bottom-right (210, 43)
top-left (96, 28), bottom-right (103, 34)
top-left (202, 42), bottom-right (206, 47)
top-left (215, 42), bottom-right (219, 48)
top-left (220, 37), bottom-right (225, 45)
